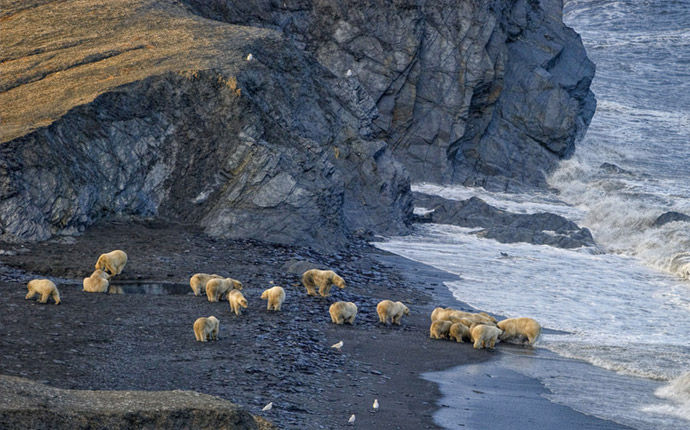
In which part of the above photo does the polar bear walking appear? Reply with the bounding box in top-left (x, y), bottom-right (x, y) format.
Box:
top-left (376, 300), bottom-right (410, 325)
top-left (261, 286), bottom-right (286, 311)
top-left (95, 250), bottom-right (128, 276)
top-left (228, 290), bottom-right (248, 316)
top-left (301, 269), bottom-right (346, 297)
top-left (26, 279), bottom-right (61, 305)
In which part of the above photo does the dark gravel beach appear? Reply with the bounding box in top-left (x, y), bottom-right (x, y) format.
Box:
top-left (0, 220), bottom-right (630, 429)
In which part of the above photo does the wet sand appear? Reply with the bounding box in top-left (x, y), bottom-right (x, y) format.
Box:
top-left (0, 220), bottom-right (630, 429)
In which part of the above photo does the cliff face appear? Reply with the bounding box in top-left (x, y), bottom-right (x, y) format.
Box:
top-left (182, 0), bottom-right (596, 190)
top-left (0, 0), bottom-right (594, 246)
top-left (0, 0), bottom-right (411, 247)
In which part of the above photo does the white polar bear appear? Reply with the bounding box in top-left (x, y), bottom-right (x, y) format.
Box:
top-left (95, 250), bottom-right (128, 276)
top-left (429, 320), bottom-right (452, 339)
top-left (431, 307), bottom-right (497, 326)
top-left (26, 279), bottom-right (61, 305)
top-left (376, 300), bottom-right (410, 325)
top-left (260, 286), bottom-right (286, 311)
top-left (329, 301), bottom-right (357, 325)
top-left (449, 322), bottom-right (471, 343)
top-left (189, 273), bottom-right (222, 296)
top-left (470, 324), bottom-right (503, 350)
top-left (206, 277), bottom-right (243, 302)
top-left (228, 290), bottom-right (248, 316)
top-left (497, 317), bottom-right (541, 346)
top-left (301, 269), bottom-right (346, 297)
top-left (83, 269), bottom-right (110, 293)
top-left (193, 316), bottom-right (219, 342)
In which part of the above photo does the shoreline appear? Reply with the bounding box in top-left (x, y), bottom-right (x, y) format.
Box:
top-left (373, 250), bottom-right (634, 430)
top-left (0, 220), bottom-right (631, 429)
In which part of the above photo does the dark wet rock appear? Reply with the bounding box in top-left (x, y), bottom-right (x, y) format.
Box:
top-left (181, 0), bottom-right (595, 190)
top-left (0, 0), bottom-right (595, 249)
top-left (0, 1), bottom-right (412, 250)
top-left (653, 211), bottom-right (690, 227)
top-left (0, 375), bottom-right (274, 430)
top-left (414, 193), bottom-right (596, 249)
top-left (600, 162), bottom-right (632, 175)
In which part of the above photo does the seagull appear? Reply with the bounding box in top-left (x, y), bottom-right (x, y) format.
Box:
top-left (331, 340), bottom-right (344, 351)
top-left (348, 414), bottom-right (356, 425)
top-left (246, 53), bottom-right (253, 61)
top-left (262, 402), bottom-right (273, 411)
top-left (373, 398), bottom-right (379, 411)
top-left (345, 69), bottom-right (353, 77)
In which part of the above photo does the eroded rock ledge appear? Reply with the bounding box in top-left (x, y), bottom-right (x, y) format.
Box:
top-left (414, 192), bottom-right (597, 249)
top-left (0, 375), bottom-right (274, 430)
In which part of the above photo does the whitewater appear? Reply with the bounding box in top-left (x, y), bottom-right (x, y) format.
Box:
top-left (376, 0), bottom-right (690, 428)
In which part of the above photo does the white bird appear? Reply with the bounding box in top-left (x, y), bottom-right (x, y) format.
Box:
top-left (331, 340), bottom-right (344, 351)
top-left (262, 402), bottom-right (273, 411)
top-left (345, 69), bottom-right (353, 77)
top-left (246, 53), bottom-right (253, 61)
top-left (373, 398), bottom-right (379, 411)
top-left (348, 414), bottom-right (356, 425)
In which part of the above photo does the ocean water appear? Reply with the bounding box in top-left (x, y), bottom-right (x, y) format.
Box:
top-left (377, 0), bottom-right (690, 428)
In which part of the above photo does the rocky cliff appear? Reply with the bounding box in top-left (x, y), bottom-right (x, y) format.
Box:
top-left (181, 0), bottom-right (596, 189)
top-left (0, 0), bottom-right (594, 246)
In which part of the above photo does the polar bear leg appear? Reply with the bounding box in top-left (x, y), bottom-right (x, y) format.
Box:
top-left (39, 291), bottom-right (50, 303)
top-left (319, 283), bottom-right (332, 297)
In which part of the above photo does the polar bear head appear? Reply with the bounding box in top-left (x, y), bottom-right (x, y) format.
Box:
top-left (332, 273), bottom-right (346, 289)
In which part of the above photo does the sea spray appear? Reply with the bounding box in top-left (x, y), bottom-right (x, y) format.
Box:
top-left (644, 372), bottom-right (690, 422)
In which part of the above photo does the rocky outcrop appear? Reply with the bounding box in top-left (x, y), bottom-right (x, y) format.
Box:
top-left (0, 0), bottom-right (595, 247)
top-left (414, 193), bottom-right (597, 249)
top-left (181, 0), bottom-right (596, 190)
top-left (0, 0), bottom-right (411, 248)
top-left (653, 211), bottom-right (690, 228)
top-left (0, 375), bottom-right (274, 430)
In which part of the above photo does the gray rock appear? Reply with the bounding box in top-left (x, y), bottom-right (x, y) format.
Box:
top-left (181, 0), bottom-right (595, 189)
top-left (653, 212), bottom-right (690, 228)
top-left (415, 193), bottom-right (597, 249)
top-left (0, 0), bottom-right (595, 248)
top-left (0, 1), bottom-right (412, 249)
top-left (0, 375), bottom-right (274, 430)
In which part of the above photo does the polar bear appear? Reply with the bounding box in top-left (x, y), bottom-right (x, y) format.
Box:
top-left (497, 317), bottom-right (541, 346)
top-left (449, 322), bottom-right (471, 343)
top-left (431, 307), bottom-right (497, 326)
top-left (430, 307), bottom-right (455, 322)
top-left (329, 301), bottom-right (357, 325)
top-left (193, 316), bottom-right (219, 342)
top-left (376, 300), bottom-right (410, 325)
top-left (95, 250), bottom-right (128, 276)
top-left (206, 277), bottom-right (243, 302)
top-left (429, 320), bottom-right (451, 339)
top-left (228, 290), bottom-right (248, 315)
top-left (260, 286), bottom-right (286, 311)
top-left (470, 324), bottom-right (503, 349)
top-left (25, 279), bottom-right (61, 305)
top-left (82, 269), bottom-right (110, 293)
top-left (301, 269), bottom-right (346, 297)
top-left (190, 273), bottom-right (222, 296)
